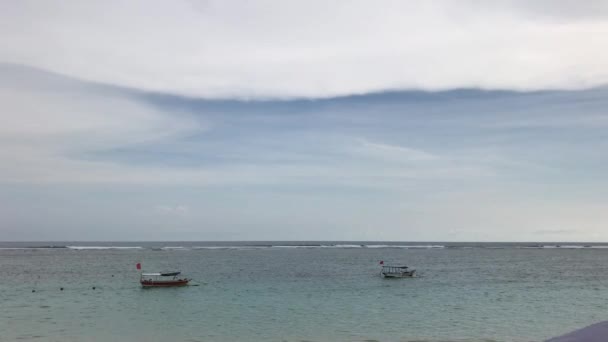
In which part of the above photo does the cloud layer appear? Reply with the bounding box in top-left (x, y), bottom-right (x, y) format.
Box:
top-left (1, 0), bottom-right (608, 98)
top-left (1, 64), bottom-right (608, 240)
top-left (1, 2), bottom-right (608, 240)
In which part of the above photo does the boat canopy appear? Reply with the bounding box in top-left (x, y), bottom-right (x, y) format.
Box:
top-left (141, 271), bottom-right (181, 277)
top-left (382, 265), bottom-right (409, 269)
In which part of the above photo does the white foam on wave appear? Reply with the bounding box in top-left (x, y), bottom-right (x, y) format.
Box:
top-left (7, 244), bottom-right (607, 251)
top-left (535, 245), bottom-right (586, 249)
top-left (551, 245), bottom-right (608, 249)
top-left (324, 244), bottom-right (363, 248)
top-left (272, 245), bottom-right (322, 248)
top-left (66, 246), bottom-right (143, 250)
top-left (519, 245), bottom-right (608, 249)
top-left (366, 245), bottom-right (445, 249)
top-left (0, 246), bottom-right (68, 250)
top-left (192, 246), bottom-right (270, 250)
top-left (273, 244), bottom-right (362, 248)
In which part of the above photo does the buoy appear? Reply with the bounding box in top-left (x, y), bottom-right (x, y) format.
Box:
top-left (92, 287), bottom-right (96, 290)
top-left (32, 289), bottom-right (36, 293)
top-left (60, 287), bottom-right (64, 291)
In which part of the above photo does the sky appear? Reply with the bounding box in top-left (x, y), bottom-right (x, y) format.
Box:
top-left (1, 1), bottom-right (607, 241)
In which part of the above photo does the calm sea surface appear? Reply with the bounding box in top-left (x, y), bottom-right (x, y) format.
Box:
top-left (1, 241), bottom-right (607, 342)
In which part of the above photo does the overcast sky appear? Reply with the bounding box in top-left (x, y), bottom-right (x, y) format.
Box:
top-left (1, 1), bottom-right (607, 241)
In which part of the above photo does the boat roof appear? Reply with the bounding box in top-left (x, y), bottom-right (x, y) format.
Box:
top-left (141, 272), bottom-right (181, 276)
top-left (382, 265), bottom-right (409, 268)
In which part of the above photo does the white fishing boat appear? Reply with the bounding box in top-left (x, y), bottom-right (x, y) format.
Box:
top-left (379, 261), bottom-right (416, 278)
top-left (140, 271), bottom-right (190, 287)
top-left (136, 263), bottom-right (190, 287)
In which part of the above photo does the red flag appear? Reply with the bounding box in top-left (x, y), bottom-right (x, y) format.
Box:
top-left (379, 260), bottom-right (384, 265)
top-left (136, 263), bottom-right (141, 270)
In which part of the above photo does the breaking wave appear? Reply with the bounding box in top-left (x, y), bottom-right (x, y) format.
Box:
top-left (2, 243), bottom-right (608, 251)
top-left (366, 245), bottom-right (445, 249)
top-left (66, 246), bottom-right (143, 250)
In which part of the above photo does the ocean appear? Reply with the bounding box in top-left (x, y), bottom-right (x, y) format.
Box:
top-left (1, 241), bottom-right (607, 342)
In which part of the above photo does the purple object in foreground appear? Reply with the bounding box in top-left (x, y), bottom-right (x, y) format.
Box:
top-left (546, 321), bottom-right (608, 342)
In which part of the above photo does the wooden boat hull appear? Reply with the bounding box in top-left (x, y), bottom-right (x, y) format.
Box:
top-left (140, 279), bottom-right (190, 287)
top-left (381, 270), bottom-right (416, 278)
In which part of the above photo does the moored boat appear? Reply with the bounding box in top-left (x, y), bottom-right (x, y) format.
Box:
top-left (379, 261), bottom-right (416, 278)
top-left (140, 271), bottom-right (190, 287)
top-left (137, 263), bottom-right (190, 287)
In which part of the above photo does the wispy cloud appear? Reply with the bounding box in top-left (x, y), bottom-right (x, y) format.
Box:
top-left (2, 64), bottom-right (608, 240)
top-left (534, 229), bottom-right (579, 235)
top-left (155, 205), bottom-right (190, 216)
top-left (356, 139), bottom-right (438, 162)
top-left (0, 64), bottom-right (206, 184)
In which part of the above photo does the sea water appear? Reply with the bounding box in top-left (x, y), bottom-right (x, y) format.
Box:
top-left (1, 241), bottom-right (607, 342)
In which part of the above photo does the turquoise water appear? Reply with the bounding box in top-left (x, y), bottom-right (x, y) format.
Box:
top-left (1, 242), bottom-right (608, 341)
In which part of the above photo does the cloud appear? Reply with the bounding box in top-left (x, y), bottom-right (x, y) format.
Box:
top-left (1, 1), bottom-right (607, 99)
top-left (155, 205), bottom-right (190, 216)
top-left (2, 63), bottom-right (608, 241)
top-left (534, 229), bottom-right (579, 235)
top-left (484, 0), bottom-right (608, 21)
top-left (0, 64), bottom-right (499, 187)
top-left (356, 139), bottom-right (438, 162)
top-left (3, 63), bottom-right (607, 189)
top-left (0, 64), bottom-right (206, 183)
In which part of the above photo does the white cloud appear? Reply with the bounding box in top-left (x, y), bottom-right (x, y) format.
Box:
top-left (0, 65), bottom-right (206, 184)
top-left (356, 139), bottom-right (438, 162)
top-left (0, 66), bottom-right (493, 186)
top-left (1, 1), bottom-right (607, 99)
top-left (155, 205), bottom-right (190, 216)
